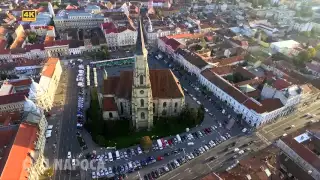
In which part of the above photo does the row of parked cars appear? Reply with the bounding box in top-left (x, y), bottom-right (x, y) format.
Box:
top-left (143, 125), bottom-right (232, 179)
top-left (77, 62), bottom-right (85, 129)
top-left (94, 146), bottom-right (143, 163)
top-left (144, 138), bottom-right (221, 180)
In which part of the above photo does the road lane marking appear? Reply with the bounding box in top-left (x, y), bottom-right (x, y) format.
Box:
top-left (205, 156), bottom-right (211, 160)
top-left (168, 173), bottom-right (180, 180)
top-left (206, 163), bottom-right (212, 170)
top-left (184, 168), bottom-right (189, 172)
top-left (192, 176), bottom-right (198, 180)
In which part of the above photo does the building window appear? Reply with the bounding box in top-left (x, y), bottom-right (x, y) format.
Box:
top-left (109, 112), bottom-right (113, 118)
top-left (174, 109), bottom-right (177, 113)
top-left (163, 102), bottom-right (167, 108)
top-left (141, 112), bottom-right (145, 119)
top-left (120, 102), bottom-right (124, 115)
top-left (153, 103), bottom-right (155, 113)
top-left (140, 75), bottom-right (143, 85)
top-left (140, 99), bottom-right (144, 107)
top-left (174, 102), bottom-right (178, 107)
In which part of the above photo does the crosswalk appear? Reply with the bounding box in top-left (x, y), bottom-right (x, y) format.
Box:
top-left (255, 132), bottom-right (271, 146)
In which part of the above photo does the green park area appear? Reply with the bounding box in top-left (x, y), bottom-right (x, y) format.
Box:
top-left (85, 88), bottom-right (204, 149)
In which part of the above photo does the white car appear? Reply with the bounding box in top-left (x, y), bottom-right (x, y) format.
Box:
top-left (192, 97), bottom-right (197, 101)
top-left (67, 151), bottom-right (71, 159)
top-left (137, 147), bottom-right (143, 154)
top-left (72, 159), bottom-right (76, 166)
top-left (196, 101), bottom-right (201, 105)
top-left (204, 108), bottom-right (209, 112)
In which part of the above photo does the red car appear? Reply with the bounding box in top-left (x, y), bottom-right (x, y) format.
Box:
top-left (157, 156), bottom-right (164, 161)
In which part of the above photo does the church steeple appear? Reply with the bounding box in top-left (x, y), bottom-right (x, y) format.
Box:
top-left (131, 7), bottom-right (153, 131)
top-left (135, 7), bottom-right (148, 55)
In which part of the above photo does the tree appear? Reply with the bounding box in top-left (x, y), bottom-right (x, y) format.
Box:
top-left (140, 136), bottom-right (152, 152)
top-left (43, 167), bottom-right (54, 177)
top-left (307, 48), bottom-right (316, 58)
top-left (196, 105), bottom-right (205, 124)
top-left (28, 32), bottom-right (37, 44)
top-left (95, 135), bottom-right (106, 146)
top-left (316, 44), bottom-right (320, 51)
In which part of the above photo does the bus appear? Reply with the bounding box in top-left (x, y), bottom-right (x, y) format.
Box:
top-left (157, 139), bottom-right (163, 150)
top-left (108, 152), bottom-right (113, 162)
top-left (115, 151), bottom-right (120, 160)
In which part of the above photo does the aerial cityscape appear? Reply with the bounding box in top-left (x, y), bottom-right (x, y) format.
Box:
top-left (0, 0), bottom-right (320, 180)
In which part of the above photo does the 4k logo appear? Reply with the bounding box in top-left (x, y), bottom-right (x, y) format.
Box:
top-left (22, 10), bottom-right (37, 22)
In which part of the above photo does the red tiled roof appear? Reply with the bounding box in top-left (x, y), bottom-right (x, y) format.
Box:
top-left (282, 133), bottom-right (320, 172)
top-left (101, 22), bottom-right (116, 30)
top-left (165, 38), bottom-right (181, 51)
top-left (201, 69), bottom-right (247, 103)
top-left (149, 69), bottom-right (184, 99)
top-left (244, 98), bottom-right (283, 114)
top-left (44, 40), bottom-right (69, 47)
top-left (235, 66), bottom-right (256, 79)
top-left (216, 55), bottom-right (245, 66)
top-left (201, 69), bottom-right (283, 114)
top-left (25, 44), bottom-right (45, 51)
top-left (9, 78), bottom-right (32, 87)
top-left (0, 123), bottom-right (38, 180)
top-left (103, 97), bottom-right (118, 111)
top-left (246, 89), bottom-right (261, 99)
top-left (159, 36), bottom-right (169, 43)
top-left (167, 33), bottom-right (204, 39)
top-left (103, 76), bottom-right (120, 95)
top-left (111, 70), bottom-right (184, 99)
top-left (0, 93), bottom-right (25, 105)
top-left (41, 58), bottom-right (59, 78)
top-left (176, 48), bottom-right (208, 69)
top-left (0, 111), bottom-right (21, 126)
top-left (0, 40), bottom-right (7, 50)
top-left (235, 77), bottom-right (265, 87)
top-left (210, 66), bottom-right (234, 76)
top-left (272, 78), bottom-right (291, 90)
top-left (0, 48), bottom-right (10, 54)
top-left (0, 125), bottom-right (18, 174)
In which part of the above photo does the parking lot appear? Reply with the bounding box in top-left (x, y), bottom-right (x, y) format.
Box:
top-left (80, 50), bottom-right (249, 180)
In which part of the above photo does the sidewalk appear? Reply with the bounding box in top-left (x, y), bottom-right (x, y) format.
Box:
top-left (44, 67), bottom-right (68, 166)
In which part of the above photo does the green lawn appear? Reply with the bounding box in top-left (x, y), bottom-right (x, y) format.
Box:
top-left (104, 118), bottom-right (193, 148)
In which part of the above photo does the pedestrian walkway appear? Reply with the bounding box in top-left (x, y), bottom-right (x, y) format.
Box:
top-left (44, 67), bottom-right (68, 166)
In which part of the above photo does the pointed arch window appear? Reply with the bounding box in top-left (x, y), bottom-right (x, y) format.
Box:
top-left (141, 112), bottom-right (145, 119)
top-left (120, 102), bottom-right (124, 114)
top-left (141, 99), bottom-right (144, 107)
top-left (163, 102), bottom-right (167, 108)
top-left (140, 75), bottom-right (143, 85)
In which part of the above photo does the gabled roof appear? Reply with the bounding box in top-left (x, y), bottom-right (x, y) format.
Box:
top-left (176, 48), bottom-right (208, 69)
top-left (210, 65), bottom-right (234, 76)
top-left (201, 69), bottom-right (283, 114)
top-left (103, 76), bottom-right (120, 95)
top-left (112, 70), bottom-right (184, 99)
top-left (165, 38), bottom-right (181, 51)
top-left (0, 93), bottom-right (26, 105)
top-left (8, 78), bottom-right (32, 87)
top-left (103, 97), bottom-right (118, 111)
top-left (0, 123), bottom-right (38, 180)
top-left (41, 58), bottom-right (59, 78)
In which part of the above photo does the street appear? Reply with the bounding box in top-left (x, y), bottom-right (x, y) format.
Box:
top-left (54, 66), bottom-right (82, 180)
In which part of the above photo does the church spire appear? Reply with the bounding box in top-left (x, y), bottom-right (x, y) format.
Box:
top-left (135, 8), bottom-right (147, 55)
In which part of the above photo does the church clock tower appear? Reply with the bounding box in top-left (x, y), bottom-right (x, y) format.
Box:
top-left (131, 12), bottom-right (154, 130)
